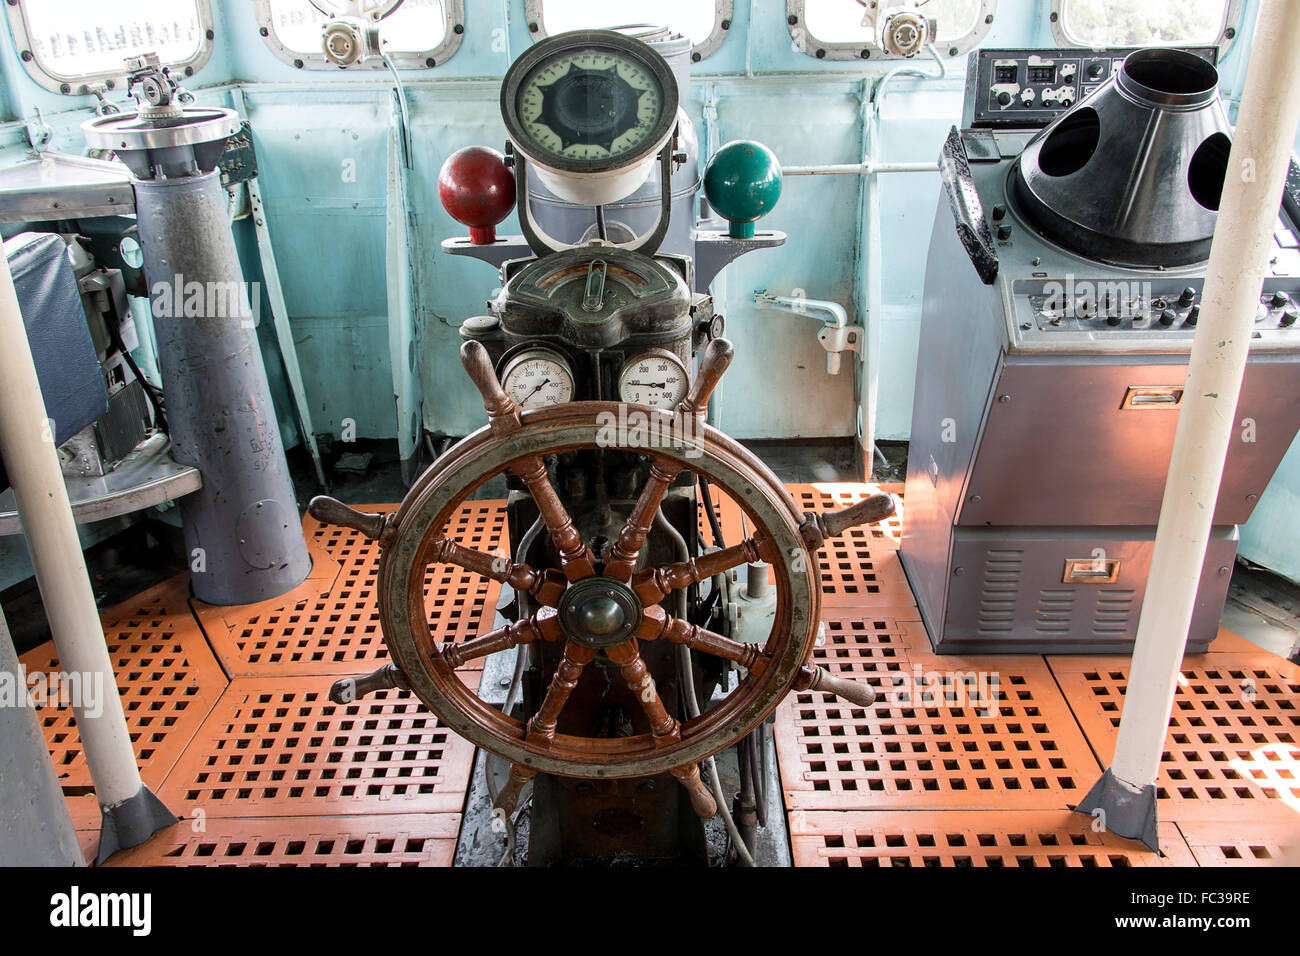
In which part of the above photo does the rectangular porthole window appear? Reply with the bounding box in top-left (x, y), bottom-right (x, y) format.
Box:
top-left (1054, 0), bottom-right (1241, 50)
top-left (789, 0), bottom-right (996, 60)
top-left (7, 0), bottom-right (213, 94)
top-left (525, 0), bottom-right (733, 59)
top-left (256, 0), bottom-right (464, 69)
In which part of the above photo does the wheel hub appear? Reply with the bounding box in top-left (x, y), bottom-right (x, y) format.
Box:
top-left (558, 576), bottom-right (642, 648)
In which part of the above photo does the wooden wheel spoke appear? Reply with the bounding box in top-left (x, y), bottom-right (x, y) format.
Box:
top-left (525, 641), bottom-right (597, 747)
top-left (512, 455), bottom-right (596, 581)
top-left (604, 638), bottom-right (679, 745)
top-left (494, 762), bottom-right (537, 816)
top-left (798, 491), bottom-right (897, 550)
top-left (631, 533), bottom-right (771, 605)
top-left (430, 537), bottom-right (566, 606)
top-left (635, 606), bottom-right (767, 675)
top-left (441, 612), bottom-right (564, 669)
top-left (602, 456), bottom-right (682, 581)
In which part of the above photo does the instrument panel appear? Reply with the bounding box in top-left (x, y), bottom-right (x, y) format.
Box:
top-left (964, 46), bottom-right (1219, 129)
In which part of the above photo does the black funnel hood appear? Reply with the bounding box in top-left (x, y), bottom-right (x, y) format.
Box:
top-left (1010, 47), bottom-right (1232, 267)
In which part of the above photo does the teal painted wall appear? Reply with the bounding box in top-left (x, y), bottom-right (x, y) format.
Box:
top-left (2, 0), bottom-right (1291, 583)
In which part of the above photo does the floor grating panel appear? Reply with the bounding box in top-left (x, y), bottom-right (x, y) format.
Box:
top-left (778, 613), bottom-right (1102, 811)
top-left (21, 576), bottom-right (227, 790)
top-left (1174, 819), bottom-right (1300, 867)
top-left (195, 502), bottom-right (507, 677)
top-left (788, 810), bottom-right (1196, 867)
top-left (1050, 654), bottom-right (1300, 821)
top-left (97, 813), bottom-right (460, 867)
top-left (158, 678), bottom-right (475, 818)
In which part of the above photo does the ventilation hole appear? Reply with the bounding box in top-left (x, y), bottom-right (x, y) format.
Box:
top-left (1188, 132), bottom-right (1231, 211)
top-left (1037, 107), bottom-right (1100, 177)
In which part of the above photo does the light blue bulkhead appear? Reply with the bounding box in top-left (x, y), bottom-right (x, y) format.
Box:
top-left (0, 1), bottom-right (1295, 585)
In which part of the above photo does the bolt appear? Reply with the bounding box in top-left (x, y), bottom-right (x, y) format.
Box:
top-left (260, 26), bottom-right (269, 36)
top-left (528, 21), bottom-right (539, 33)
top-left (454, 23), bottom-right (464, 34)
top-left (788, 14), bottom-right (799, 25)
top-left (998, 393), bottom-right (1011, 403)
top-left (954, 567), bottom-right (965, 576)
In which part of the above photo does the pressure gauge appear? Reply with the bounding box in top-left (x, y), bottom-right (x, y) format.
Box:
top-left (618, 350), bottom-right (689, 410)
top-left (500, 348), bottom-right (576, 408)
top-left (501, 30), bottom-right (680, 206)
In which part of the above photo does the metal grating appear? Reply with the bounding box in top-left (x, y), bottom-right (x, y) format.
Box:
top-left (197, 502), bottom-right (507, 676)
top-left (21, 577), bottom-right (227, 789)
top-left (1050, 654), bottom-right (1300, 821)
top-left (99, 814), bottom-right (460, 867)
top-left (777, 613), bottom-right (1102, 811)
top-left (789, 810), bottom-right (1196, 867)
top-left (158, 678), bottom-right (475, 818)
top-left (1174, 819), bottom-right (1300, 867)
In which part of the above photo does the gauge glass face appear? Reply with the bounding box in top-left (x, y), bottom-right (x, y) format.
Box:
top-left (502, 351), bottom-right (575, 408)
top-left (618, 352), bottom-right (688, 409)
top-left (515, 47), bottom-right (666, 169)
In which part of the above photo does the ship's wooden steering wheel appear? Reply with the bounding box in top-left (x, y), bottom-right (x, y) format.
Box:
top-left (309, 338), bottom-right (895, 818)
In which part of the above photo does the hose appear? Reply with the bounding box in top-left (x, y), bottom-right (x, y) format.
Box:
top-left (656, 506), bottom-right (756, 866)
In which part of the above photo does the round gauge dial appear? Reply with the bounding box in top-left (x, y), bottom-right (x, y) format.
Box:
top-left (502, 31), bottom-right (679, 175)
top-left (618, 350), bottom-right (689, 409)
top-left (500, 348), bottom-right (575, 408)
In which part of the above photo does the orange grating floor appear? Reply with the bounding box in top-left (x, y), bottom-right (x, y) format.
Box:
top-left (20, 484), bottom-right (1300, 866)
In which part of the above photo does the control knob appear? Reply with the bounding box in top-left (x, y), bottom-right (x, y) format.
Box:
top-left (1178, 287), bottom-right (1196, 307)
top-left (997, 90), bottom-right (1013, 106)
top-left (1185, 304), bottom-right (1200, 326)
top-left (1158, 308), bottom-right (1178, 327)
top-left (1270, 290), bottom-right (1291, 310)
top-left (1282, 305), bottom-right (1299, 327)
top-left (1020, 88), bottom-right (1036, 106)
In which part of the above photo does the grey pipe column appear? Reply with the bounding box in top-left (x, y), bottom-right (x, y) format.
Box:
top-left (134, 172), bottom-right (311, 605)
top-left (83, 62), bottom-right (310, 607)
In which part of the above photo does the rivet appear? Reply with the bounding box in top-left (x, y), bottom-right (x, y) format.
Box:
top-left (954, 567), bottom-right (965, 576)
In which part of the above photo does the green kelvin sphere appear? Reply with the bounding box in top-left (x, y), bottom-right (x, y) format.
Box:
top-left (704, 139), bottom-right (783, 238)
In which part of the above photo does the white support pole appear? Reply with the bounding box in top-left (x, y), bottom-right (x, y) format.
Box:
top-left (1078, 0), bottom-right (1300, 848)
top-left (0, 252), bottom-right (176, 862)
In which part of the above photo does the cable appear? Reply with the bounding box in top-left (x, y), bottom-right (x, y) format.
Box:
top-left (697, 475), bottom-right (727, 549)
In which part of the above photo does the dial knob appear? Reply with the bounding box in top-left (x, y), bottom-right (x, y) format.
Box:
top-left (1087, 61), bottom-right (1106, 79)
top-left (1282, 305), bottom-right (1299, 327)
top-left (997, 223), bottom-right (1012, 241)
top-left (1059, 94), bottom-right (1074, 108)
top-left (997, 90), bottom-right (1012, 106)
top-left (1020, 88), bottom-right (1036, 105)
top-left (1178, 287), bottom-right (1197, 307)
top-left (1159, 308), bottom-right (1178, 327)
top-left (1185, 304), bottom-right (1200, 326)
top-left (1271, 290), bottom-right (1291, 310)
top-left (1105, 313), bottom-right (1122, 327)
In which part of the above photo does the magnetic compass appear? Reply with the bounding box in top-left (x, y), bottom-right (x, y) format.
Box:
top-left (501, 30), bottom-right (680, 206)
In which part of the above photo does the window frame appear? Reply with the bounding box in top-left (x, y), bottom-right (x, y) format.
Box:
top-left (786, 0), bottom-right (997, 61)
top-left (1050, 0), bottom-right (1245, 55)
top-left (254, 0), bottom-right (465, 71)
top-left (523, 0), bottom-right (734, 61)
top-left (5, 0), bottom-right (215, 95)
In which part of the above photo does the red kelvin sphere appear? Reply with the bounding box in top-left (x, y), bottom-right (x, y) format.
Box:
top-left (438, 145), bottom-right (516, 245)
